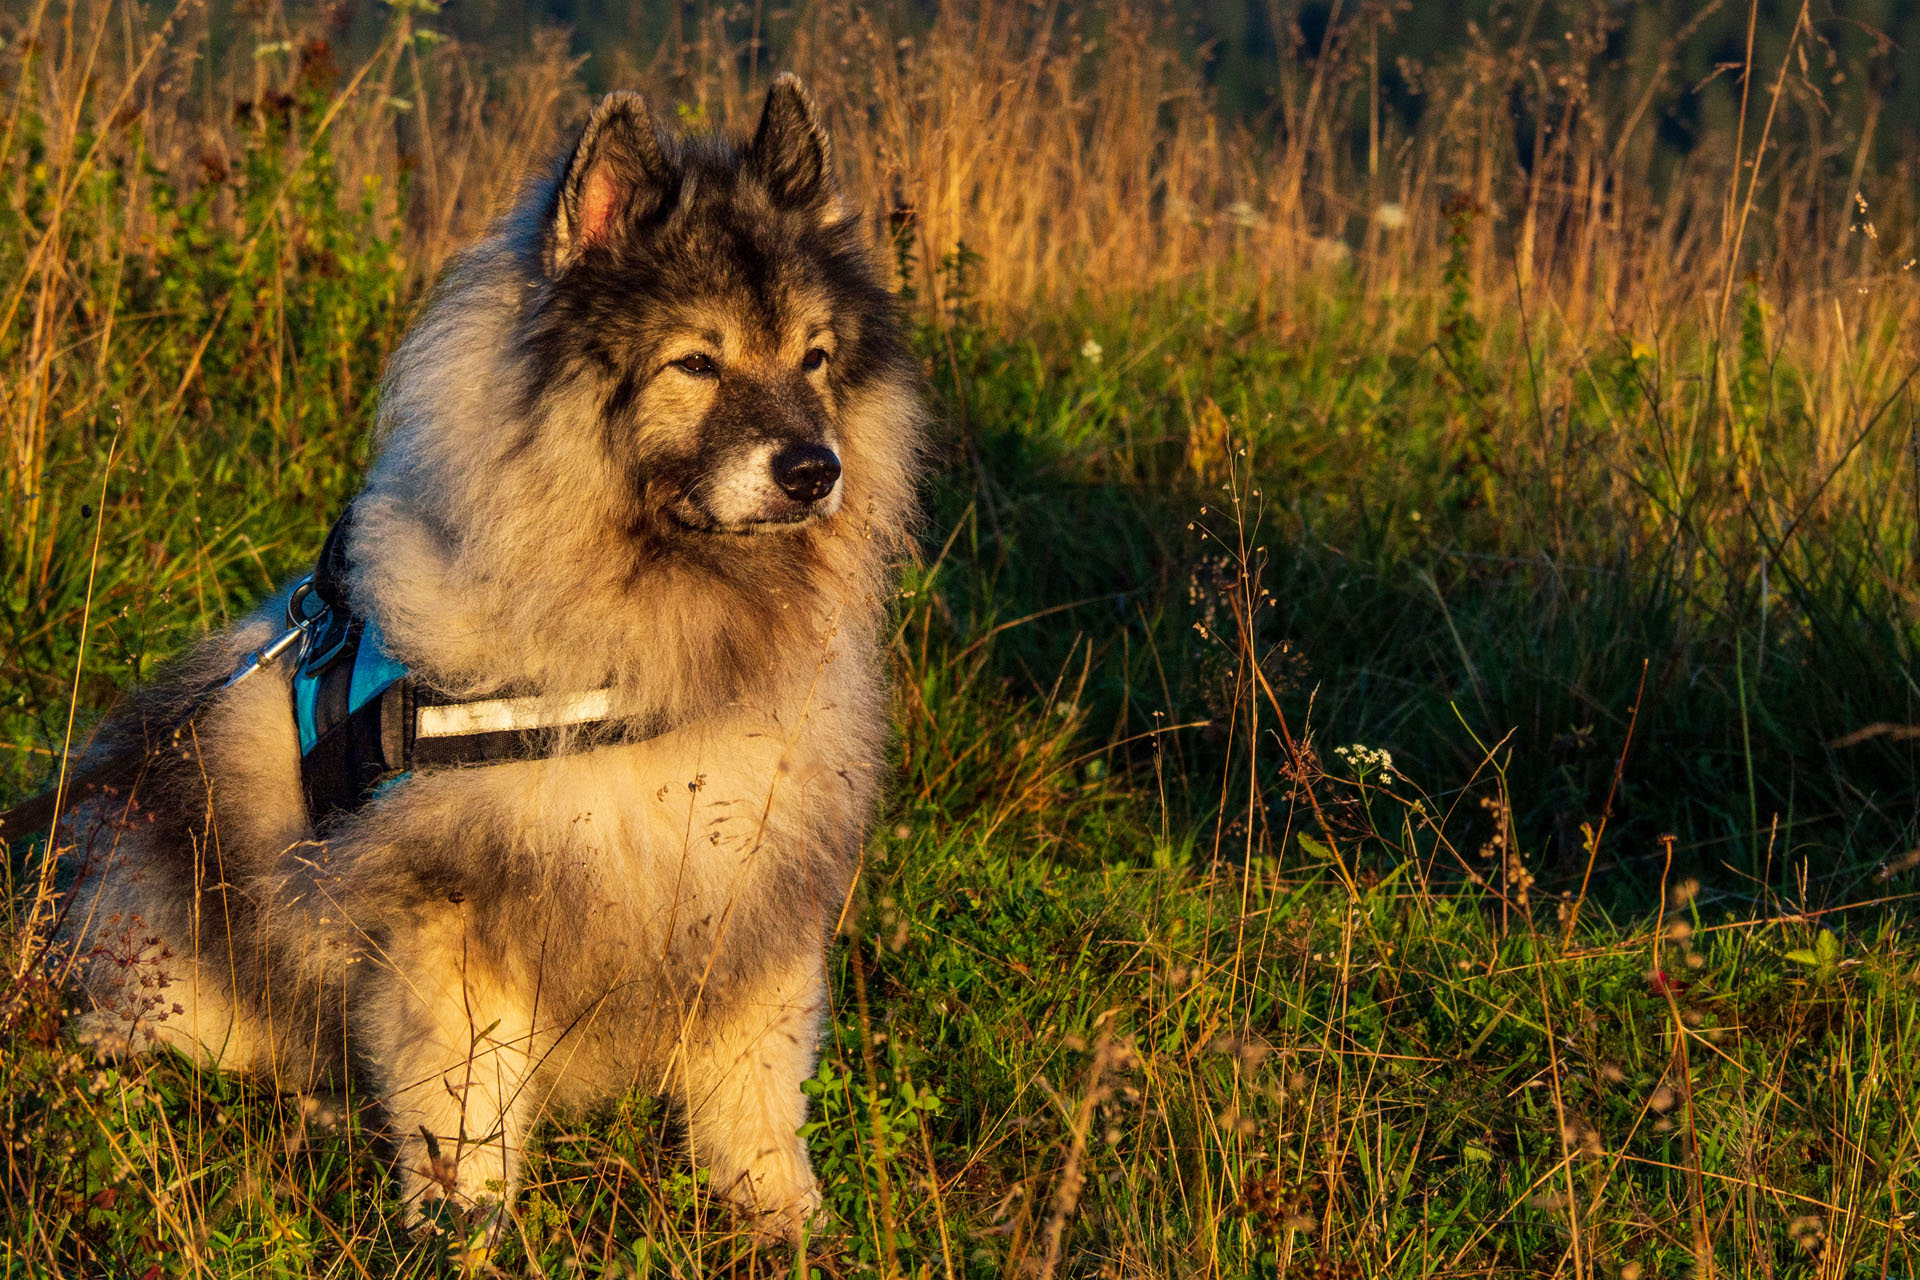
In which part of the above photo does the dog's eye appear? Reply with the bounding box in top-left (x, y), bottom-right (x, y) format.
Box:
top-left (673, 353), bottom-right (717, 377)
top-left (801, 347), bottom-right (830, 372)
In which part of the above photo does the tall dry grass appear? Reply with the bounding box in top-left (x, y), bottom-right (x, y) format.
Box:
top-left (6, 0), bottom-right (1918, 513)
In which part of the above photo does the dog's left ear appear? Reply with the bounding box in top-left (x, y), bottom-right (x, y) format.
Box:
top-left (750, 74), bottom-right (835, 211)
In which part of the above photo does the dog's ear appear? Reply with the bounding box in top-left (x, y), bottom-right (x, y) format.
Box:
top-left (749, 74), bottom-right (834, 211)
top-left (550, 92), bottom-right (668, 270)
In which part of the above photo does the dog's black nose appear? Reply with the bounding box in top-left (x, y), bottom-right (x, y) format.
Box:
top-left (771, 444), bottom-right (841, 502)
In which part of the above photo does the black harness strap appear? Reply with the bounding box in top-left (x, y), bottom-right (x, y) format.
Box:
top-left (294, 509), bottom-right (668, 831)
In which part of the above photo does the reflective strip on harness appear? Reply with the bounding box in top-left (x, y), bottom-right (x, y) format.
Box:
top-left (416, 688), bottom-right (613, 739)
top-left (291, 606), bottom-right (633, 831)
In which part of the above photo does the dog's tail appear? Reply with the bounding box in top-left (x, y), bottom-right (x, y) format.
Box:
top-left (0, 754), bottom-right (145, 842)
top-left (0, 676), bottom-right (222, 844)
top-left (0, 735), bottom-right (164, 843)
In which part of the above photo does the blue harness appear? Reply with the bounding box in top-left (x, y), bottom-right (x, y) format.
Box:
top-left (233, 510), bottom-right (653, 831)
top-left (0, 510), bottom-right (667, 842)
top-left (294, 614), bottom-right (409, 759)
top-left (288, 605), bottom-right (419, 826)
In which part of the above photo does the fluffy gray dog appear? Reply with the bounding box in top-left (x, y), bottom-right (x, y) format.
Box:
top-left (41, 75), bottom-right (925, 1240)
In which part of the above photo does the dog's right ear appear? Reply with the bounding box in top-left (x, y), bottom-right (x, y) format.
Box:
top-left (549, 92), bottom-right (669, 272)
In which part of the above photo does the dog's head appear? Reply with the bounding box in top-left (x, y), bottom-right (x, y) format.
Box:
top-left (363, 78), bottom-right (922, 693)
top-left (517, 77), bottom-right (910, 542)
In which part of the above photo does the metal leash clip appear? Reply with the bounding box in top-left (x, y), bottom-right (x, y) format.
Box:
top-left (224, 576), bottom-right (326, 690)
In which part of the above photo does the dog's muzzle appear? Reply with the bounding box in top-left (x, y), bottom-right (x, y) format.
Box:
top-left (675, 438), bottom-right (845, 532)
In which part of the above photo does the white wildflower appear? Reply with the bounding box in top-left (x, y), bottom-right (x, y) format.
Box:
top-left (1374, 202), bottom-right (1408, 230)
top-left (1333, 743), bottom-right (1396, 783)
top-left (1080, 337), bottom-right (1104, 365)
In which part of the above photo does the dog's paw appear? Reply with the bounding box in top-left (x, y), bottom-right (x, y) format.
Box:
top-left (762, 1178), bottom-right (825, 1245)
top-left (401, 1182), bottom-right (508, 1244)
top-left (395, 1136), bottom-right (512, 1243)
top-left (723, 1167), bottom-right (825, 1246)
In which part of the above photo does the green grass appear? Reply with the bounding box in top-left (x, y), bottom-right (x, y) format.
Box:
top-left (8, 810), bottom-right (1916, 1276)
top-left (7, 61), bottom-right (1920, 1280)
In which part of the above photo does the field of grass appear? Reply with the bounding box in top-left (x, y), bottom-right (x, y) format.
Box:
top-left (5, 1), bottom-right (1920, 1277)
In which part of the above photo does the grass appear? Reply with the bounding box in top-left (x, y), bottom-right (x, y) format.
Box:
top-left (5, 0), bottom-right (1920, 1276)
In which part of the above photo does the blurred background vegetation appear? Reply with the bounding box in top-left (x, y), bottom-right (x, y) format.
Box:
top-left (222, 1), bottom-right (1920, 172)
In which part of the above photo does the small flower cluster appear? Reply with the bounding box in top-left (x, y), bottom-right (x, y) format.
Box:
top-left (1332, 743), bottom-right (1396, 784)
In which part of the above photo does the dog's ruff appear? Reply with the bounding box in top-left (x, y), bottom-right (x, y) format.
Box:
top-left (50, 75), bottom-right (925, 1242)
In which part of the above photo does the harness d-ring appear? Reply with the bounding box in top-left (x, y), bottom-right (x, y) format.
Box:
top-left (285, 578), bottom-right (317, 630)
top-left (224, 575), bottom-right (323, 690)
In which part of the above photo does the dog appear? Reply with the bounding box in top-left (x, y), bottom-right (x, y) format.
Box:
top-left (36, 75), bottom-right (924, 1240)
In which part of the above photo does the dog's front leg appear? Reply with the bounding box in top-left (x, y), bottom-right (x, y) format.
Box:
top-left (357, 934), bottom-right (543, 1229)
top-left (676, 949), bottom-right (828, 1242)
